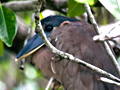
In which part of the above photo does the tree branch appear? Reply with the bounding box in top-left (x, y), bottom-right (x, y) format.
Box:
top-left (84, 3), bottom-right (120, 77)
top-left (2, 1), bottom-right (38, 11)
top-left (34, 1), bottom-right (120, 83)
top-left (19, 13), bottom-right (35, 70)
top-left (100, 77), bottom-right (120, 86)
top-left (93, 21), bottom-right (120, 42)
top-left (93, 34), bottom-right (120, 42)
top-left (2, 0), bottom-right (67, 13)
top-left (37, 21), bottom-right (120, 82)
top-left (45, 77), bottom-right (54, 90)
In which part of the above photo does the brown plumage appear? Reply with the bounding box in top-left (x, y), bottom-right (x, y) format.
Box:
top-left (32, 21), bottom-right (120, 90)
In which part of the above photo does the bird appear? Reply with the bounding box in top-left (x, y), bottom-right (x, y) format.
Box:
top-left (16, 15), bottom-right (120, 90)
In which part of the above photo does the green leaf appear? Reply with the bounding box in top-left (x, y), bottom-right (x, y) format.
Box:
top-left (0, 40), bottom-right (4, 57)
top-left (0, 4), bottom-right (18, 47)
top-left (75, 0), bottom-right (97, 5)
top-left (67, 0), bottom-right (85, 17)
top-left (99, 0), bottom-right (120, 20)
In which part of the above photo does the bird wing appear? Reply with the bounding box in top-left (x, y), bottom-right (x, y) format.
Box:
top-left (50, 21), bottom-right (120, 90)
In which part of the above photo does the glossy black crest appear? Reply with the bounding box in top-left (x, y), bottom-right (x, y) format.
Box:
top-left (41, 15), bottom-right (79, 27)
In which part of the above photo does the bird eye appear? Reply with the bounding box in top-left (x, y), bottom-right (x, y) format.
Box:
top-left (45, 25), bottom-right (53, 32)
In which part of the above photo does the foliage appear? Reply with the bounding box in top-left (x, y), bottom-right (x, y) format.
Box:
top-left (67, 0), bottom-right (85, 17)
top-left (68, 0), bottom-right (97, 17)
top-left (0, 3), bottom-right (18, 47)
top-left (99, 0), bottom-right (120, 20)
top-left (75, 0), bottom-right (97, 5)
top-left (68, 0), bottom-right (120, 20)
top-left (0, 40), bottom-right (4, 56)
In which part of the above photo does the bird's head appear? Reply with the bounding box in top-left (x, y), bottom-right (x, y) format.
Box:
top-left (16, 15), bottom-right (79, 61)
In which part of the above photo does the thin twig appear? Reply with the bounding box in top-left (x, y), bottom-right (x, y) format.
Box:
top-left (100, 77), bottom-right (120, 86)
top-left (34, 1), bottom-right (55, 89)
top-left (108, 21), bottom-right (120, 34)
top-left (25, 13), bottom-right (35, 44)
top-left (34, 1), bottom-right (120, 83)
top-left (93, 34), bottom-right (120, 42)
top-left (19, 13), bottom-right (35, 70)
top-left (45, 77), bottom-right (54, 90)
top-left (37, 20), bottom-right (120, 82)
top-left (93, 21), bottom-right (120, 42)
top-left (84, 3), bottom-right (120, 77)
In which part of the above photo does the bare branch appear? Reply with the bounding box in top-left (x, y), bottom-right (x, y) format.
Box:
top-left (93, 21), bottom-right (120, 42)
top-left (84, 3), bottom-right (120, 77)
top-left (34, 1), bottom-right (120, 83)
top-left (24, 13), bottom-right (35, 48)
top-left (45, 77), bottom-right (54, 90)
top-left (108, 21), bottom-right (120, 33)
top-left (93, 34), bottom-right (120, 42)
top-left (100, 77), bottom-right (120, 86)
top-left (19, 13), bottom-right (35, 70)
top-left (37, 20), bottom-right (120, 82)
top-left (83, 4), bottom-right (100, 34)
top-left (2, 0), bottom-right (67, 13)
top-left (2, 1), bottom-right (38, 11)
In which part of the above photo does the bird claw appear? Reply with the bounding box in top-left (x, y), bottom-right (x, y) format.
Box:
top-left (55, 55), bottom-right (64, 63)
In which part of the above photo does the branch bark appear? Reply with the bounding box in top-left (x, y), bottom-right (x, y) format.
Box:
top-left (2, 0), bottom-right (67, 14)
top-left (45, 77), bottom-right (54, 90)
top-left (2, 1), bottom-right (38, 11)
top-left (93, 34), bottom-right (120, 42)
top-left (84, 3), bottom-right (120, 77)
top-left (19, 13), bottom-right (35, 70)
top-left (93, 21), bottom-right (120, 42)
top-left (100, 77), bottom-right (120, 86)
top-left (34, 1), bottom-right (120, 83)
top-left (37, 18), bottom-right (120, 82)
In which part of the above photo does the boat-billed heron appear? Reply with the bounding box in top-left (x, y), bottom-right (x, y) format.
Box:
top-left (16, 15), bottom-right (120, 90)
